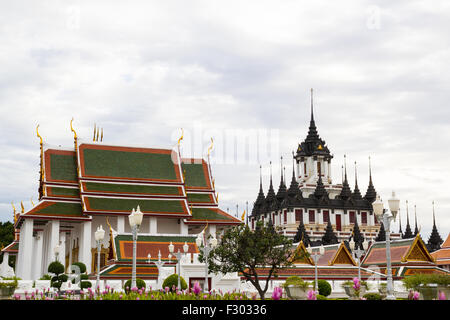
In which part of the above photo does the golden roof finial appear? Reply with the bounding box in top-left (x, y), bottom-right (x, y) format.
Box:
top-left (36, 124), bottom-right (43, 146)
top-left (70, 117), bottom-right (78, 149)
top-left (30, 197), bottom-right (35, 207)
top-left (11, 202), bottom-right (16, 214)
top-left (207, 137), bottom-right (214, 156)
top-left (20, 201), bottom-right (25, 213)
top-left (177, 128), bottom-right (184, 146)
top-left (215, 192), bottom-right (219, 202)
top-left (96, 127), bottom-right (99, 142)
top-left (93, 123), bottom-right (96, 141)
top-left (101, 128), bottom-right (103, 142)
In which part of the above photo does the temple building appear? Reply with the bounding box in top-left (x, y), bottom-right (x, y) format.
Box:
top-left (2, 122), bottom-right (241, 282)
top-left (249, 90), bottom-right (401, 243)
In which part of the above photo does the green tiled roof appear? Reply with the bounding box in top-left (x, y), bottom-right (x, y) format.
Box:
top-left (115, 234), bottom-right (196, 243)
top-left (83, 181), bottom-right (182, 196)
top-left (85, 196), bottom-right (188, 215)
top-left (191, 207), bottom-right (235, 221)
top-left (81, 147), bottom-right (178, 181)
top-left (49, 153), bottom-right (77, 182)
top-left (181, 162), bottom-right (209, 188)
top-left (187, 193), bottom-right (214, 203)
top-left (29, 201), bottom-right (83, 217)
top-left (47, 186), bottom-right (80, 197)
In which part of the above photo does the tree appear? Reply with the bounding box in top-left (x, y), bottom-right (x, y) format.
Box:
top-left (203, 221), bottom-right (293, 299)
top-left (375, 222), bottom-right (386, 242)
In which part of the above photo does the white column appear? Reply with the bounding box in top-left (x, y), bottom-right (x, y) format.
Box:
top-left (180, 219), bottom-right (188, 235)
top-left (288, 211), bottom-right (295, 224)
top-left (32, 231), bottom-right (44, 280)
top-left (328, 161), bottom-right (331, 182)
top-left (79, 221), bottom-right (92, 274)
top-left (318, 210), bottom-right (323, 224)
top-left (59, 232), bottom-right (66, 268)
top-left (313, 159), bottom-right (317, 180)
top-left (68, 231), bottom-right (73, 271)
top-left (46, 220), bottom-right (60, 270)
top-left (208, 225), bottom-right (216, 238)
top-left (40, 223), bottom-right (49, 276)
top-left (149, 217), bottom-right (158, 234)
top-left (17, 219), bottom-right (34, 279)
top-left (297, 161), bottom-right (301, 181)
top-left (117, 216), bottom-right (124, 233)
top-left (305, 209), bottom-right (309, 224)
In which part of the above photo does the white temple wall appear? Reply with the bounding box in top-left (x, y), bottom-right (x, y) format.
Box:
top-left (157, 218), bottom-right (180, 234)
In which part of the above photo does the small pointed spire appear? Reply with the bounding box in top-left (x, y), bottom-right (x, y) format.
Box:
top-left (353, 161), bottom-right (362, 200)
top-left (414, 204), bottom-right (419, 236)
top-left (403, 200), bottom-right (414, 239)
top-left (364, 156), bottom-right (377, 203)
top-left (427, 201), bottom-right (444, 252)
top-left (310, 88), bottom-right (314, 121)
top-left (399, 207), bottom-right (403, 235)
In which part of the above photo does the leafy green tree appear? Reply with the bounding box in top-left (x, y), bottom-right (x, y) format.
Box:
top-left (0, 221), bottom-right (16, 268)
top-left (202, 221), bottom-right (293, 300)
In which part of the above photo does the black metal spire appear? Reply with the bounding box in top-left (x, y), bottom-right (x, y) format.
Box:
top-left (352, 161), bottom-right (362, 200)
top-left (288, 152), bottom-right (300, 196)
top-left (339, 155), bottom-right (352, 201)
top-left (322, 220), bottom-right (338, 245)
top-left (375, 222), bottom-right (386, 242)
top-left (313, 174), bottom-right (328, 200)
top-left (427, 201), bottom-right (444, 252)
top-left (251, 165), bottom-right (266, 217)
top-left (276, 156), bottom-right (287, 202)
top-left (364, 156), bottom-right (377, 203)
top-left (403, 200), bottom-right (414, 239)
top-left (294, 221), bottom-right (311, 247)
top-left (414, 204), bottom-right (419, 236)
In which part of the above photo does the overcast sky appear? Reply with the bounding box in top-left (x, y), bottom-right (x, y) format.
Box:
top-left (1, 0), bottom-right (449, 242)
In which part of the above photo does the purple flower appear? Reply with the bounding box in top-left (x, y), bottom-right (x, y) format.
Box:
top-left (271, 287), bottom-right (283, 300)
top-left (439, 291), bottom-right (446, 300)
top-left (413, 291), bottom-right (420, 300)
top-left (193, 281), bottom-right (202, 295)
top-left (203, 294), bottom-right (208, 299)
top-left (307, 290), bottom-right (317, 300)
top-left (352, 277), bottom-right (361, 291)
top-left (119, 294), bottom-right (123, 299)
top-left (165, 286), bottom-right (170, 293)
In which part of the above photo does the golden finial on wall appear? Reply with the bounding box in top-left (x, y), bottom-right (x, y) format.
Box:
top-left (70, 118), bottom-right (78, 150)
top-left (20, 201), bottom-right (25, 213)
top-left (96, 127), bottom-right (99, 142)
top-left (177, 128), bottom-right (184, 146)
top-left (93, 123), bottom-right (96, 141)
top-left (30, 197), bottom-right (35, 207)
top-left (207, 137), bottom-right (214, 156)
top-left (101, 128), bottom-right (103, 142)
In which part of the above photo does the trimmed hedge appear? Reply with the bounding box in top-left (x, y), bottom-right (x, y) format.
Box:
top-left (162, 274), bottom-right (187, 291)
top-left (363, 293), bottom-right (382, 300)
top-left (318, 280), bottom-right (332, 297)
top-left (124, 278), bottom-right (146, 292)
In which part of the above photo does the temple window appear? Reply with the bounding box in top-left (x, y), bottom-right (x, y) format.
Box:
top-left (295, 209), bottom-right (303, 223)
top-left (361, 212), bottom-right (367, 225)
top-left (323, 210), bottom-right (329, 223)
top-left (349, 211), bottom-right (356, 224)
top-left (309, 210), bottom-right (315, 223)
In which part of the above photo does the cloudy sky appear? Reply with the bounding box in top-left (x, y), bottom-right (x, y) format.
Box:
top-left (1, 0), bottom-right (449, 241)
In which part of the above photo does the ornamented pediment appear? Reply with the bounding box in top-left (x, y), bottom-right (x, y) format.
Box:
top-left (402, 235), bottom-right (435, 263)
top-left (330, 242), bottom-right (357, 266)
top-left (290, 241), bottom-right (314, 265)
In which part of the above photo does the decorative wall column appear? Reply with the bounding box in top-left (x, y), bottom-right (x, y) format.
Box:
top-left (318, 210), bottom-right (323, 225)
top-left (179, 219), bottom-right (188, 235)
top-left (328, 161), bottom-right (332, 183)
top-left (46, 220), bottom-right (60, 271)
top-left (117, 216), bottom-right (124, 233)
top-left (17, 218), bottom-right (34, 279)
top-left (59, 232), bottom-right (66, 267)
top-left (79, 221), bottom-right (92, 274)
top-left (149, 216), bottom-right (158, 234)
top-left (297, 160), bottom-right (301, 181)
top-left (68, 231), bottom-right (73, 272)
top-left (32, 231), bottom-right (44, 280)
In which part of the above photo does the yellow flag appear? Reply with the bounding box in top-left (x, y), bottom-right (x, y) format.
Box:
top-left (241, 210), bottom-right (246, 221)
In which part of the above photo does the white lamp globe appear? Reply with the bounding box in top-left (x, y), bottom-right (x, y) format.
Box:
top-left (372, 195), bottom-right (384, 221)
top-left (128, 208), bottom-right (136, 227)
top-left (387, 191), bottom-right (400, 221)
top-left (196, 235), bottom-right (202, 247)
top-left (134, 205), bottom-right (144, 226)
top-left (168, 242), bottom-right (174, 254)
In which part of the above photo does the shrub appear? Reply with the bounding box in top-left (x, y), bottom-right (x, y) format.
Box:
top-left (81, 281), bottom-right (92, 289)
top-left (124, 278), bottom-right (146, 292)
top-left (316, 294), bottom-right (327, 300)
top-left (402, 273), bottom-right (450, 290)
top-left (281, 276), bottom-right (310, 290)
top-left (363, 293), bottom-right (382, 300)
top-left (71, 262), bottom-right (87, 274)
top-left (39, 274), bottom-right (52, 280)
top-left (162, 274), bottom-right (187, 291)
top-left (48, 261), bottom-right (65, 275)
top-left (318, 280), bottom-right (332, 297)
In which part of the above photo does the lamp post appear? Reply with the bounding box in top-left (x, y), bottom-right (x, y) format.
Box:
top-left (169, 241), bottom-right (189, 291)
top-left (196, 234), bottom-right (218, 293)
top-left (129, 206), bottom-right (144, 289)
top-left (53, 243), bottom-right (61, 262)
top-left (372, 192), bottom-right (400, 300)
top-left (94, 225), bottom-right (105, 290)
top-left (307, 244), bottom-right (325, 293)
top-left (148, 250), bottom-right (167, 289)
top-left (350, 238), bottom-right (368, 283)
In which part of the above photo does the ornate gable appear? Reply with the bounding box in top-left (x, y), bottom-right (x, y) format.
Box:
top-left (289, 241), bottom-right (314, 265)
top-left (402, 235), bottom-right (435, 263)
top-left (330, 242), bottom-right (357, 266)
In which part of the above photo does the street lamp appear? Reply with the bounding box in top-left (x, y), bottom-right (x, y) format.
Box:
top-left (169, 241), bottom-right (189, 291)
top-left (129, 206), bottom-right (144, 289)
top-left (94, 225), bottom-right (105, 289)
top-left (307, 244), bottom-right (325, 294)
top-left (53, 243), bottom-right (61, 262)
top-left (196, 234), bottom-right (218, 293)
top-left (373, 192), bottom-right (400, 300)
top-left (350, 238), bottom-right (369, 283)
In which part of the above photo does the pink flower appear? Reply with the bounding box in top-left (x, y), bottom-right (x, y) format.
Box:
top-left (307, 290), bottom-right (317, 300)
top-left (203, 294), bottom-right (208, 299)
top-left (271, 287), bottom-right (283, 300)
top-left (119, 294), bottom-right (123, 299)
top-left (352, 277), bottom-right (361, 291)
top-left (413, 291), bottom-right (420, 300)
top-left (439, 291), bottom-right (446, 300)
top-left (193, 281), bottom-right (202, 295)
top-left (165, 286), bottom-right (170, 293)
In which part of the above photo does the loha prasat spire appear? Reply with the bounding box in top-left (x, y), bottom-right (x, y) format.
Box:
top-left (250, 89), bottom-right (389, 243)
top-left (427, 201), bottom-right (444, 252)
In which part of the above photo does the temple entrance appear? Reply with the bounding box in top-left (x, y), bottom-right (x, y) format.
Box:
top-left (336, 214), bottom-right (341, 231)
